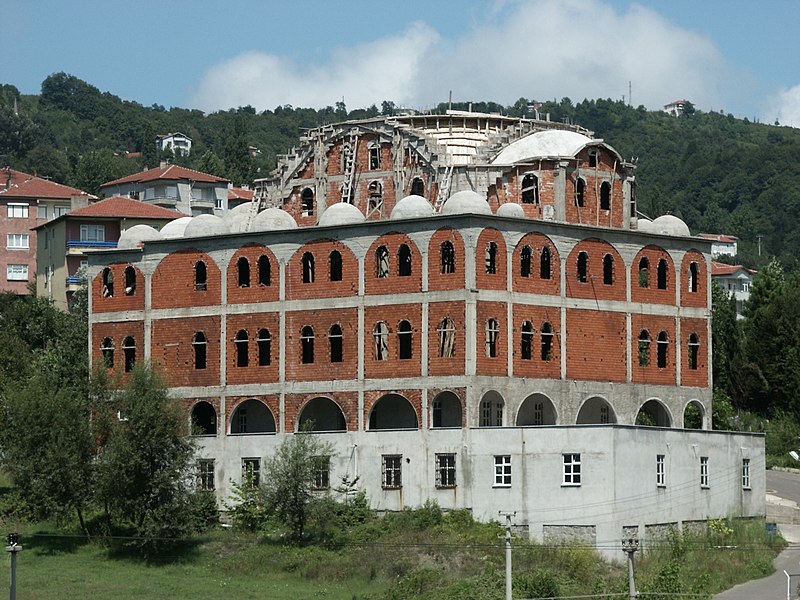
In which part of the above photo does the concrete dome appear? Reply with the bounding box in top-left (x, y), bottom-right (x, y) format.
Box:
top-left (390, 194), bottom-right (435, 220)
top-left (251, 207), bottom-right (298, 231)
top-left (496, 203), bottom-right (526, 218)
top-left (441, 190), bottom-right (492, 216)
top-left (160, 216), bottom-right (193, 239)
top-left (117, 224), bottom-right (163, 249)
top-left (224, 202), bottom-right (257, 223)
top-left (652, 215), bottom-right (690, 237)
top-left (183, 214), bottom-right (229, 238)
top-left (318, 202), bottom-right (365, 226)
top-left (492, 130), bottom-right (595, 164)
top-left (228, 212), bottom-right (253, 234)
top-left (636, 218), bottom-right (655, 233)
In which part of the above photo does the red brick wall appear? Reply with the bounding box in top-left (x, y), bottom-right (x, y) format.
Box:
top-left (226, 313), bottom-right (280, 385)
top-left (92, 263), bottom-right (145, 313)
top-left (493, 165), bottom-right (558, 220)
top-left (565, 309), bottom-right (626, 382)
top-left (630, 314), bottom-right (677, 386)
top-left (286, 239), bottom-right (358, 300)
top-left (285, 307), bottom-right (358, 381)
top-left (151, 315), bottom-right (221, 387)
top-left (225, 395), bottom-right (279, 433)
top-left (681, 250), bottom-right (707, 308)
top-left (512, 304), bottom-right (561, 379)
top-left (564, 148), bottom-right (624, 228)
top-left (364, 389), bottom-right (422, 430)
top-left (151, 249), bottom-right (221, 309)
top-left (364, 303), bottom-right (422, 379)
top-left (226, 244), bottom-right (279, 304)
top-left (285, 392), bottom-right (358, 432)
top-left (475, 228), bottom-right (507, 291)
top-left (476, 301), bottom-right (508, 376)
top-left (428, 301), bottom-right (466, 376)
top-left (91, 320), bottom-right (145, 385)
top-left (512, 232), bottom-right (561, 295)
top-left (564, 239), bottom-right (625, 301)
top-left (364, 233), bottom-right (422, 295)
top-left (630, 245), bottom-right (676, 305)
top-left (680, 317), bottom-right (708, 388)
top-left (428, 228), bottom-right (465, 291)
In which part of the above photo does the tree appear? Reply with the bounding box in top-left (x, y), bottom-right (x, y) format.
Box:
top-left (195, 150), bottom-right (226, 178)
top-left (74, 149), bottom-right (125, 195)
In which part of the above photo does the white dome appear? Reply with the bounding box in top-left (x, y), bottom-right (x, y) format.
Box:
top-left (160, 216), bottom-right (193, 239)
top-left (390, 194), bottom-right (435, 220)
top-left (441, 190), bottom-right (492, 216)
top-left (636, 218), bottom-right (655, 233)
top-left (117, 224), bottom-right (163, 249)
top-left (496, 203), bottom-right (526, 218)
top-left (318, 202), bottom-right (365, 226)
top-left (183, 214), bottom-right (229, 238)
top-left (223, 202), bottom-right (257, 223)
top-left (492, 130), bottom-right (595, 164)
top-left (251, 207), bottom-right (298, 231)
top-left (652, 215), bottom-right (690, 237)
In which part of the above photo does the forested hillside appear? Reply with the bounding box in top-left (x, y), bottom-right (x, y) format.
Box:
top-left (3, 72), bottom-right (800, 269)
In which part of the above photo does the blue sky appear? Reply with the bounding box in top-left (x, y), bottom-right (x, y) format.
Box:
top-left (3, 0), bottom-right (800, 125)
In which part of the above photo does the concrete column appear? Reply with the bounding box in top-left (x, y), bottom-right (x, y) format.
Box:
top-left (553, 161), bottom-right (568, 222)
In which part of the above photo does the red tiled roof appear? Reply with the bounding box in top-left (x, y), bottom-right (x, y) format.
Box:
top-left (711, 262), bottom-right (755, 276)
top-left (228, 187), bottom-right (254, 201)
top-left (66, 196), bottom-right (185, 219)
top-left (0, 168), bottom-right (93, 200)
top-left (697, 233), bottom-right (738, 243)
top-left (101, 164), bottom-right (228, 187)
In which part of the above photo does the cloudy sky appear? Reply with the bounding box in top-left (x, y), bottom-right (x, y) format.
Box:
top-left (3, 0), bottom-right (799, 125)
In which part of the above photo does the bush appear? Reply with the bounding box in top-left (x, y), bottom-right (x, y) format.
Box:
top-left (513, 568), bottom-right (561, 598)
top-left (188, 491), bottom-right (219, 532)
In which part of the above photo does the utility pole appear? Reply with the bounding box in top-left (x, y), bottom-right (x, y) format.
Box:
top-left (499, 511), bottom-right (516, 600)
top-left (621, 537), bottom-right (639, 600)
top-left (5, 533), bottom-right (22, 600)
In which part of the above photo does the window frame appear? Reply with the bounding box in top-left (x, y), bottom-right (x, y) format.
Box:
top-left (7, 233), bottom-right (29, 249)
top-left (6, 264), bottom-right (28, 281)
top-left (198, 459), bottom-right (215, 491)
top-left (241, 457), bottom-right (261, 486)
top-left (742, 458), bottom-right (751, 490)
top-left (7, 203), bottom-right (29, 219)
top-left (562, 453), bottom-right (581, 486)
top-left (656, 454), bottom-right (666, 487)
top-left (493, 455), bottom-right (511, 487)
top-left (435, 453), bottom-right (456, 488)
top-left (700, 456), bottom-right (709, 488)
top-left (382, 454), bottom-right (402, 489)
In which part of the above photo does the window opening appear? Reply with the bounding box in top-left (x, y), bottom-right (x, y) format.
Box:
top-left (301, 188), bottom-right (314, 216)
top-left (436, 454), bottom-right (456, 488)
top-left (481, 398), bottom-right (503, 427)
top-left (258, 255), bottom-right (271, 286)
top-left (603, 253), bottom-right (613, 285)
top-left (302, 252), bottom-right (315, 283)
top-left (257, 328), bottom-right (271, 366)
top-left (520, 321), bottom-right (534, 360)
top-left (521, 174), bottom-right (539, 204)
top-left (700, 456), bottom-right (709, 487)
top-left (313, 456), bottom-right (331, 490)
top-left (237, 256), bottom-right (250, 288)
top-left (485, 318), bottom-right (500, 358)
top-left (398, 244), bottom-right (412, 276)
top-left (563, 453), bottom-right (581, 485)
top-left (575, 178), bottom-right (585, 207)
top-left (494, 455), bottom-right (511, 487)
top-left (438, 317), bottom-right (455, 358)
top-left (638, 330), bottom-right (651, 367)
top-left (242, 458), bottom-right (260, 486)
top-left (195, 261), bottom-right (207, 291)
top-left (577, 251), bottom-right (588, 283)
top-left (742, 458), bottom-right (750, 489)
top-left (638, 257), bottom-right (649, 288)
top-left (382, 455), bottom-right (402, 489)
top-left (600, 181), bottom-right (611, 210)
top-left (540, 246), bottom-right (551, 279)
top-left (398, 320), bottom-right (413, 359)
top-left (124, 266), bottom-right (136, 296)
top-left (657, 331), bottom-right (668, 368)
top-left (533, 402), bottom-right (544, 425)
top-left (102, 267), bottom-right (114, 297)
top-left (193, 332), bottom-right (207, 369)
top-left (657, 258), bottom-right (668, 289)
top-left (100, 338), bottom-right (114, 369)
top-left (369, 145), bottom-right (380, 170)
top-left (376, 246), bottom-right (389, 278)
top-left (541, 322), bottom-right (554, 361)
top-left (122, 336), bottom-right (136, 372)
top-left (485, 241), bottom-right (497, 274)
top-left (198, 459), bottom-right (215, 491)
top-left (373, 322), bottom-right (389, 361)
top-left (656, 454), bottom-right (665, 487)
top-left (410, 177), bottom-right (424, 196)
top-left (329, 250), bottom-right (342, 282)
top-left (588, 149), bottom-right (598, 168)
top-left (301, 326), bottom-right (314, 364)
top-left (440, 241), bottom-right (455, 274)
top-left (520, 246), bottom-right (532, 277)
top-left (235, 330), bottom-right (249, 367)
top-left (600, 404), bottom-right (610, 424)
top-left (688, 262), bottom-right (699, 293)
top-left (329, 324), bottom-right (343, 363)
top-left (432, 399), bottom-right (442, 428)
top-left (368, 181), bottom-right (383, 212)
top-left (688, 333), bottom-right (700, 370)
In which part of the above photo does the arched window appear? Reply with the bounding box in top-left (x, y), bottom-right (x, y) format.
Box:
top-left (688, 333), bottom-right (700, 370)
top-left (102, 267), bottom-right (114, 297)
top-left (638, 330), bottom-right (651, 367)
top-left (329, 324), bottom-right (343, 363)
top-left (603, 254), bottom-right (614, 285)
top-left (258, 255), bottom-right (271, 286)
top-left (398, 320), bottom-right (413, 359)
top-left (376, 246), bottom-right (390, 278)
top-left (124, 266), bottom-right (136, 296)
top-left (193, 332), bottom-right (207, 370)
top-left (521, 174), bottom-right (539, 204)
top-left (600, 181), bottom-right (611, 210)
top-left (368, 181), bottom-right (383, 212)
top-left (301, 326), bottom-right (314, 364)
top-left (369, 144), bottom-right (380, 170)
top-left (410, 177), bottom-right (424, 196)
top-left (398, 244), bottom-right (412, 277)
top-left (373, 322), bottom-right (389, 361)
top-left (122, 336), bottom-right (135, 372)
top-left (520, 246), bottom-right (532, 277)
top-left (657, 259), bottom-right (668, 290)
top-left (540, 246), bottom-right (552, 279)
top-left (257, 328), bottom-right (271, 366)
top-left (588, 148), bottom-right (598, 167)
top-left (577, 251), bottom-right (588, 283)
top-left (541, 322), bottom-right (554, 361)
top-left (520, 321), bottom-right (534, 360)
top-left (235, 330), bottom-right (249, 367)
top-left (638, 257), bottom-right (650, 288)
top-left (440, 241), bottom-right (455, 274)
top-left (100, 337), bottom-right (114, 368)
top-left (195, 261), bottom-right (207, 291)
top-left (438, 317), bottom-right (455, 358)
top-left (485, 242), bottom-right (497, 274)
top-left (237, 257), bottom-right (250, 288)
top-left (575, 178), bottom-right (585, 207)
top-left (657, 331), bottom-right (669, 368)
top-left (329, 250), bottom-right (342, 282)
top-left (485, 318), bottom-right (500, 358)
top-left (480, 395), bottom-right (503, 427)
top-left (688, 262), bottom-right (699, 293)
top-left (301, 187), bottom-right (314, 216)
top-left (302, 252), bottom-right (315, 284)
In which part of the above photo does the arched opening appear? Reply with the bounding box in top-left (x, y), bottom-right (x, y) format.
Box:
top-left (577, 251), bottom-right (588, 283)
top-left (657, 331), bottom-right (669, 368)
top-left (540, 246), bottom-right (552, 279)
top-left (520, 321), bottom-right (534, 360)
top-left (540, 322), bottom-right (554, 361)
top-left (684, 401), bottom-right (705, 429)
top-left (410, 177), bottom-right (424, 196)
top-left (369, 144), bottom-right (381, 170)
top-left (603, 254), bottom-right (614, 285)
top-left (257, 328), bottom-right (271, 366)
top-left (688, 333), bottom-right (700, 370)
top-left (688, 262), bottom-right (699, 293)
top-left (376, 245), bottom-right (390, 278)
top-left (638, 330), bottom-right (651, 367)
top-left (102, 267), bottom-right (114, 297)
top-left (485, 318), bottom-right (500, 358)
top-left (431, 391), bottom-right (462, 428)
top-left (368, 394), bottom-right (418, 430)
top-left (373, 322), bottom-right (389, 361)
top-left (638, 257), bottom-right (650, 288)
top-left (398, 244), bottom-right (412, 276)
top-left (329, 324), bottom-right (343, 363)
top-left (440, 241), bottom-right (455, 274)
top-left (575, 178), bottom-right (585, 207)
top-left (437, 317), bottom-right (456, 358)
top-left (301, 187), bottom-right (314, 216)
top-left (657, 258), bottom-right (668, 289)
top-left (191, 401), bottom-right (217, 435)
top-left (636, 399), bottom-right (672, 427)
top-left (122, 336), bottom-right (135, 372)
top-left (329, 250), bottom-right (343, 282)
top-left (301, 326), bottom-right (314, 364)
top-left (195, 261), bottom-right (207, 291)
top-left (124, 266), bottom-right (136, 296)
top-left (576, 396), bottom-right (617, 424)
top-left (100, 337), bottom-right (114, 369)
top-left (517, 393), bottom-right (557, 426)
top-left (520, 246), bottom-right (532, 277)
top-left (600, 181), bottom-right (611, 210)
top-left (258, 255), bottom-right (271, 286)
top-left (235, 329), bottom-right (249, 367)
top-left (368, 181), bottom-right (383, 212)
top-left (237, 256), bottom-right (250, 288)
top-left (298, 397), bottom-right (347, 432)
top-left (521, 174), bottom-right (539, 204)
top-left (302, 252), bottom-right (315, 283)
top-left (485, 241), bottom-right (498, 275)
top-left (398, 320), bottom-right (413, 359)
top-left (193, 332), bottom-right (207, 369)
top-left (230, 399), bottom-right (276, 434)
top-left (479, 391), bottom-right (504, 427)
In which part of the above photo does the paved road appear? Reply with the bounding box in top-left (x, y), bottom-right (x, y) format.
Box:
top-left (769, 470), bottom-right (800, 502)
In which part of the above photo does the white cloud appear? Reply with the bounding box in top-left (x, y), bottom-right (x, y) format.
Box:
top-left (191, 0), bottom-right (727, 113)
top-left (765, 85), bottom-right (800, 128)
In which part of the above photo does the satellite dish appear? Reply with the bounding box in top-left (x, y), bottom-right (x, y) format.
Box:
top-left (789, 450), bottom-right (799, 461)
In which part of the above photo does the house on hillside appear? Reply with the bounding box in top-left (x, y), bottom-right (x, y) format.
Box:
top-left (156, 132), bottom-right (192, 157)
top-left (664, 99), bottom-right (689, 117)
top-left (0, 167), bottom-right (94, 295)
top-left (35, 196), bottom-right (184, 310)
top-left (99, 163), bottom-right (229, 216)
top-left (712, 262), bottom-right (755, 318)
top-left (227, 186), bottom-right (254, 210)
top-left (697, 233), bottom-right (738, 259)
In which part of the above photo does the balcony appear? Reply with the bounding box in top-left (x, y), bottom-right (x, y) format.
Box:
top-left (67, 240), bottom-right (118, 255)
top-left (66, 276), bottom-right (86, 292)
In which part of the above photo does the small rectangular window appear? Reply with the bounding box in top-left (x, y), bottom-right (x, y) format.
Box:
top-left (494, 455), bottom-right (511, 487)
top-left (6, 264), bottom-right (28, 281)
top-left (700, 456), bottom-right (709, 488)
top-left (242, 458), bottom-right (261, 486)
top-left (742, 458), bottom-right (750, 490)
top-left (313, 456), bottom-right (330, 490)
top-left (54, 205), bottom-right (69, 218)
top-left (7, 203), bottom-right (29, 218)
top-left (563, 453), bottom-right (581, 486)
top-left (382, 454), bottom-right (402, 489)
top-left (80, 224), bottom-right (105, 242)
top-left (656, 454), bottom-right (665, 487)
top-left (198, 459), bottom-right (215, 491)
top-left (7, 233), bottom-right (29, 249)
top-left (37, 205), bottom-right (47, 219)
top-left (436, 453), bottom-right (456, 488)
